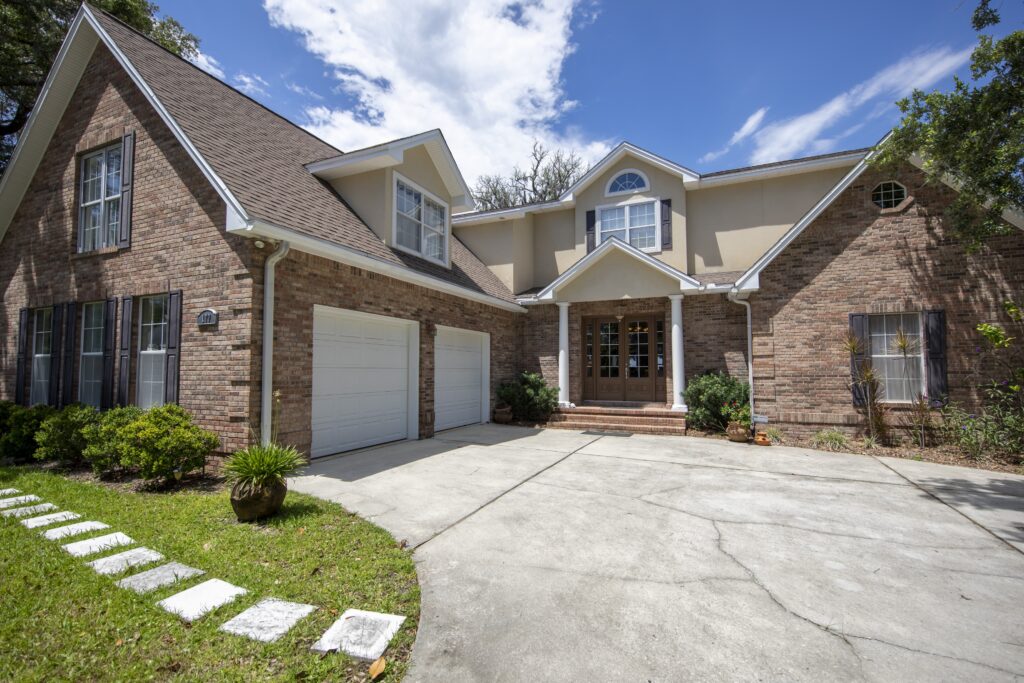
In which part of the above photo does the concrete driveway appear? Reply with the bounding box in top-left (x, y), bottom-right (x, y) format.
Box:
top-left (291, 425), bottom-right (1024, 682)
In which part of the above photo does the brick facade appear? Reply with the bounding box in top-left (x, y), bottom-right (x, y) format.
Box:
top-left (268, 250), bottom-right (521, 453)
top-left (751, 165), bottom-right (1024, 437)
top-left (0, 46), bottom-right (259, 453)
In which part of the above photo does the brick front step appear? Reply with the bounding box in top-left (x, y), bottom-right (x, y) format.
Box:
top-left (545, 420), bottom-right (688, 436)
top-left (542, 404), bottom-right (686, 435)
top-left (548, 412), bottom-right (685, 427)
top-left (555, 406), bottom-right (684, 419)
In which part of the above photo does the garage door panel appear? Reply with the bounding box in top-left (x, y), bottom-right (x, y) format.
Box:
top-left (311, 307), bottom-right (413, 457)
top-left (435, 327), bottom-right (486, 432)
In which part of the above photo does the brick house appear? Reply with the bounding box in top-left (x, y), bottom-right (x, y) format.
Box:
top-left (1, 7), bottom-right (1021, 456)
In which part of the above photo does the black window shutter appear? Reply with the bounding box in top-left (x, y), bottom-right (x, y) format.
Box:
top-left (48, 304), bottom-right (63, 407)
top-left (925, 309), bottom-right (948, 404)
top-left (585, 210), bottom-right (596, 252)
top-left (164, 290), bottom-right (183, 405)
top-left (661, 199), bottom-right (672, 250)
top-left (849, 313), bottom-right (869, 406)
top-left (61, 302), bottom-right (76, 407)
top-left (101, 298), bottom-right (117, 410)
top-left (15, 308), bottom-right (29, 405)
top-left (117, 296), bottom-right (133, 406)
top-left (117, 131), bottom-right (134, 248)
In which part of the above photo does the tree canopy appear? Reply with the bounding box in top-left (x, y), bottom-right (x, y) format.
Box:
top-left (474, 142), bottom-right (587, 211)
top-left (0, 0), bottom-right (198, 175)
top-left (875, 0), bottom-right (1023, 248)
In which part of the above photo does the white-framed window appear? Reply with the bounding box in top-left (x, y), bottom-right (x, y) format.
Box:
top-left (871, 181), bottom-right (907, 209)
top-left (393, 173), bottom-right (449, 266)
top-left (79, 143), bottom-right (123, 252)
top-left (137, 294), bottom-right (168, 410)
top-left (597, 199), bottom-right (660, 252)
top-left (79, 302), bottom-right (105, 409)
top-left (869, 312), bottom-right (925, 402)
top-left (29, 308), bottom-right (53, 406)
top-left (606, 169), bottom-right (649, 196)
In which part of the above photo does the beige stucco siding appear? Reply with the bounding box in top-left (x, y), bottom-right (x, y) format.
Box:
top-left (686, 166), bottom-right (850, 273)
top-left (556, 247), bottom-right (680, 302)
top-left (532, 208), bottom-right (578, 288)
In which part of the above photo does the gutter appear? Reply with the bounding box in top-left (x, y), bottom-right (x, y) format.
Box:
top-left (728, 293), bottom-right (755, 436)
top-left (261, 240), bottom-right (290, 444)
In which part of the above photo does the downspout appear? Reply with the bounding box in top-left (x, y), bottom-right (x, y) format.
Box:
top-left (728, 292), bottom-right (755, 435)
top-left (261, 240), bottom-right (290, 445)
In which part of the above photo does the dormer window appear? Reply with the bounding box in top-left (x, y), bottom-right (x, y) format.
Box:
top-left (871, 181), bottom-right (907, 209)
top-left (606, 169), bottom-right (649, 196)
top-left (393, 173), bottom-right (448, 266)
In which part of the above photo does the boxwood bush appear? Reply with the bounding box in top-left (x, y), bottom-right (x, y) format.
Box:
top-left (82, 406), bottom-right (143, 475)
top-left (0, 404), bottom-right (56, 462)
top-left (684, 371), bottom-right (749, 432)
top-left (34, 404), bottom-right (99, 465)
top-left (497, 371), bottom-right (559, 421)
top-left (117, 404), bottom-right (219, 481)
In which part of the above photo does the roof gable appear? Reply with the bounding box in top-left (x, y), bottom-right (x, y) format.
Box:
top-left (560, 142), bottom-right (699, 202)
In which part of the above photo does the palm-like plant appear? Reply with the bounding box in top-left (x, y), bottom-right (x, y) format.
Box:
top-left (224, 443), bottom-right (304, 489)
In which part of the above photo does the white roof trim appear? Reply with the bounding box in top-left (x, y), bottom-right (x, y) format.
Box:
top-left (0, 6), bottom-right (249, 243)
top-left (452, 198), bottom-right (571, 225)
top-left (307, 129), bottom-right (474, 212)
top-left (689, 150), bottom-right (866, 189)
top-left (533, 237), bottom-right (701, 301)
top-left (560, 142), bottom-right (699, 202)
top-left (231, 220), bottom-right (525, 313)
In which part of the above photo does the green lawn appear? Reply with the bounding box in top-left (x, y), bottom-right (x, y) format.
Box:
top-left (0, 466), bottom-right (419, 682)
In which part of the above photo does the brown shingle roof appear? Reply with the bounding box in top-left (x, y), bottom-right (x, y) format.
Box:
top-left (90, 10), bottom-right (516, 304)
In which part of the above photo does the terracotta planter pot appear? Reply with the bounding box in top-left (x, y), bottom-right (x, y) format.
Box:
top-left (230, 479), bottom-right (287, 522)
top-left (726, 421), bottom-right (750, 443)
top-left (493, 405), bottom-right (513, 424)
top-left (754, 432), bottom-right (771, 446)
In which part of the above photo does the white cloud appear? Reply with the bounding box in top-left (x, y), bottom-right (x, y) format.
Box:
top-left (233, 73), bottom-right (271, 97)
top-left (286, 82), bottom-right (324, 100)
top-left (262, 0), bottom-right (611, 183)
top-left (750, 46), bottom-right (972, 164)
top-left (699, 106), bottom-right (768, 163)
top-left (189, 50), bottom-right (225, 80)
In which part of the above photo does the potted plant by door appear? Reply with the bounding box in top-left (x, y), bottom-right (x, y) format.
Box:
top-left (493, 402), bottom-right (513, 424)
top-left (224, 442), bottom-right (305, 522)
top-left (724, 400), bottom-right (752, 443)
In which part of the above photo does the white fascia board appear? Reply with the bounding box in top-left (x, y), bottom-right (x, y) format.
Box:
top-left (559, 143), bottom-right (699, 202)
top-left (535, 238), bottom-right (701, 301)
top-left (230, 220), bottom-right (526, 314)
top-left (80, 7), bottom-right (249, 231)
top-left (733, 139), bottom-right (888, 292)
top-left (452, 198), bottom-right (572, 226)
top-left (687, 151), bottom-right (867, 190)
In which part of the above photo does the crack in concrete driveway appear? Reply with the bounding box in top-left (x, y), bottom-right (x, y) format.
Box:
top-left (290, 424), bottom-right (1024, 682)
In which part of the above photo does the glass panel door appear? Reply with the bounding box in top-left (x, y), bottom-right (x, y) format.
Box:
top-left (599, 322), bottom-right (619, 378)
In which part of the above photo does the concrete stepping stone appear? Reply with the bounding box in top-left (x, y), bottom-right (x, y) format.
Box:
top-left (0, 488), bottom-right (19, 496)
top-left (2, 503), bottom-right (57, 518)
top-left (157, 578), bottom-right (247, 622)
top-left (220, 598), bottom-right (317, 643)
top-left (0, 494), bottom-right (40, 509)
top-left (86, 547), bottom-right (164, 576)
top-left (22, 510), bottom-right (80, 528)
top-left (116, 562), bottom-right (205, 594)
top-left (44, 521), bottom-right (110, 541)
top-left (62, 531), bottom-right (133, 557)
top-left (312, 609), bottom-right (406, 660)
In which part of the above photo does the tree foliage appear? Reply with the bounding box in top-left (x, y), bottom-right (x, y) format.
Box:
top-left (474, 141), bottom-right (587, 211)
top-left (874, 0), bottom-right (1023, 248)
top-left (0, 0), bottom-right (198, 175)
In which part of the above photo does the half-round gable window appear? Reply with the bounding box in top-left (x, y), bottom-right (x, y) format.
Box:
top-left (871, 181), bottom-right (907, 209)
top-left (607, 170), bottom-right (649, 196)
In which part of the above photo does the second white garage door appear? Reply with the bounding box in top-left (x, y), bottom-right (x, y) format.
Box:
top-left (434, 326), bottom-right (489, 432)
top-left (311, 306), bottom-right (418, 458)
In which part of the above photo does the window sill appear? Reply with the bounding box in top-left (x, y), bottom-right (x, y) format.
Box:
top-left (70, 246), bottom-right (121, 260)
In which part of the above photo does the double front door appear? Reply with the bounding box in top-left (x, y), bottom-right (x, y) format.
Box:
top-left (582, 316), bottom-right (666, 402)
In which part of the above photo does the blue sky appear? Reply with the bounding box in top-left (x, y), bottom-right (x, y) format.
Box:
top-left (161, 0), bottom-right (1022, 183)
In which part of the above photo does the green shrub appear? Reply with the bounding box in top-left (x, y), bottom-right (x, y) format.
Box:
top-left (82, 406), bottom-right (143, 475)
top-left (723, 399), bottom-right (751, 428)
top-left (225, 442), bottom-right (304, 488)
top-left (812, 429), bottom-right (849, 452)
top-left (765, 427), bottom-right (783, 444)
top-left (939, 396), bottom-right (1023, 460)
top-left (0, 404), bottom-right (56, 462)
top-left (118, 405), bottom-right (219, 481)
top-left (0, 400), bottom-right (16, 435)
top-left (497, 371), bottom-right (559, 421)
top-left (684, 371), bottom-right (749, 432)
top-left (34, 404), bottom-right (99, 465)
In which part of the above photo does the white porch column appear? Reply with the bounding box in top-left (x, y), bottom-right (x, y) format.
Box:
top-left (557, 302), bottom-right (571, 407)
top-left (669, 294), bottom-right (687, 411)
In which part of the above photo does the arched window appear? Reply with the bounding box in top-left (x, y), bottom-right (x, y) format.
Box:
top-left (606, 170), bottom-right (649, 196)
top-left (871, 181), bottom-right (907, 209)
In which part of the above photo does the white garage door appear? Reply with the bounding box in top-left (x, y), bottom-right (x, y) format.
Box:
top-left (311, 306), bottom-right (417, 458)
top-left (434, 326), bottom-right (489, 432)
